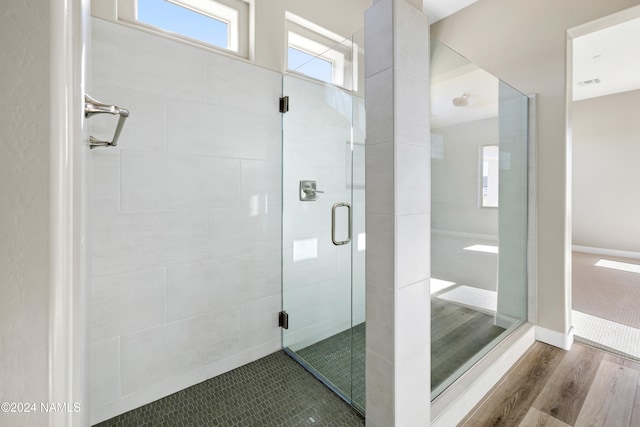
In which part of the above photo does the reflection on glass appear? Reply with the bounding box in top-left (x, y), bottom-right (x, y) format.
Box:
top-left (430, 39), bottom-right (528, 399)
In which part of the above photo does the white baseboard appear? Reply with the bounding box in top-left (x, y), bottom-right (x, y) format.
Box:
top-left (535, 325), bottom-right (574, 350)
top-left (431, 323), bottom-right (535, 427)
top-left (572, 245), bottom-right (640, 260)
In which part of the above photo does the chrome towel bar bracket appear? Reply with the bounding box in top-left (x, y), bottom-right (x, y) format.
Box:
top-left (84, 94), bottom-right (130, 149)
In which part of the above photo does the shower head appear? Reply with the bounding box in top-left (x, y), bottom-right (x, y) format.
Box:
top-left (452, 92), bottom-right (470, 107)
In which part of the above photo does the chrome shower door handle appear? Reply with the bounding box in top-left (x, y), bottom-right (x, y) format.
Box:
top-left (84, 94), bottom-right (130, 149)
top-left (331, 202), bottom-right (351, 246)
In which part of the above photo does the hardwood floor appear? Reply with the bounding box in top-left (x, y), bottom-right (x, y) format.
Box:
top-left (460, 341), bottom-right (640, 427)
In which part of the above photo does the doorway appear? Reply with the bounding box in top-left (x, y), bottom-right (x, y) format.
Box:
top-left (570, 7), bottom-right (640, 359)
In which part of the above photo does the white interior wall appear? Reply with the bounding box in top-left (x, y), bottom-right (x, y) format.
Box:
top-left (88, 18), bottom-right (282, 423)
top-left (432, 0), bottom-right (640, 341)
top-left (0, 2), bottom-right (50, 426)
top-left (572, 89), bottom-right (640, 254)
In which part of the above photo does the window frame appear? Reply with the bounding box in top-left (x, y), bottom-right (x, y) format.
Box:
top-left (117, 0), bottom-right (250, 58)
top-left (285, 12), bottom-right (355, 90)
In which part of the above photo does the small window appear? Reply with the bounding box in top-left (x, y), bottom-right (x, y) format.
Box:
top-left (285, 12), bottom-right (354, 89)
top-left (118, 0), bottom-right (249, 57)
top-left (287, 46), bottom-right (333, 83)
top-left (481, 145), bottom-right (499, 208)
top-left (137, 0), bottom-right (229, 49)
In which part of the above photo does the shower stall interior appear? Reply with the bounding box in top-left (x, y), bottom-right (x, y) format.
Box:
top-left (87, 13), bottom-right (529, 423)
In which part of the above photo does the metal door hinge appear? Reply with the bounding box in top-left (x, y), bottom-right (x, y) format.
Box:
top-left (278, 311), bottom-right (289, 329)
top-left (279, 96), bottom-right (289, 113)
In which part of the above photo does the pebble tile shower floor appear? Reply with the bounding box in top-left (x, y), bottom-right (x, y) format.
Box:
top-left (94, 352), bottom-right (365, 427)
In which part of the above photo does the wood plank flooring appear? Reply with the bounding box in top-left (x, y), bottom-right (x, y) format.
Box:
top-left (460, 342), bottom-right (640, 427)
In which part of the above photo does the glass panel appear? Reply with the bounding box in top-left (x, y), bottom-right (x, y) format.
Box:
top-left (350, 27), bottom-right (366, 413)
top-left (281, 29), bottom-right (365, 413)
top-left (137, 0), bottom-right (229, 48)
top-left (430, 39), bottom-right (528, 399)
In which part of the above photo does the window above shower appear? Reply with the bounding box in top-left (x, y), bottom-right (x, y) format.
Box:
top-left (285, 12), bottom-right (358, 91)
top-left (116, 0), bottom-right (250, 57)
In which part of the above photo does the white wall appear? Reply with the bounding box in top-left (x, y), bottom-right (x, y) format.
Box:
top-left (89, 18), bottom-right (282, 423)
top-left (432, 0), bottom-right (640, 337)
top-left (0, 1), bottom-right (50, 426)
top-left (573, 89), bottom-right (640, 253)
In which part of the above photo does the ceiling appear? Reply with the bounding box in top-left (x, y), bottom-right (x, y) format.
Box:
top-left (422, 0), bottom-right (479, 23)
top-left (573, 17), bottom-right (640, 101)
top-left (428, 2), bottom-right (640, 126)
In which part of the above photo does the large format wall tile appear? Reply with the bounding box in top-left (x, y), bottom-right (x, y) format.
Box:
top-left (90, 268), bottom-right (166, 343)
top-left (120, 309), bottom-right (241, 394)
top-left (89, 82), bottom-right (168, 152)
top-left (92, 19), bottom-right (208, 103)
top-left (240, 159), bottom-right (281, 208)
top-left (208, 206), bottom-right (280, 259)
top-left (120, 151), bottom-right (241, 211)
top-left (207, 53), bottom-right (281, 115)
top-left (92, 210), bottom-right (209, 277)
top-left (91, 338), bottom-right (121, 407)
top-left (89, 17), bottom-right (282, 423)
top-left (166, 250), bottom-right (280, 322)
top-left (167, 99), bottom-right (277, 160)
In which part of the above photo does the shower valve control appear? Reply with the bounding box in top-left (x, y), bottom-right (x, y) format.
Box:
top-left (300, 180), bottom-right (324, 201)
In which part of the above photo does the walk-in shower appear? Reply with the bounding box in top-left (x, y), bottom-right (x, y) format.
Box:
top-left (430, 39), bottom-right (529, 398)
top-left (281, 29), bottom-right (366, 413)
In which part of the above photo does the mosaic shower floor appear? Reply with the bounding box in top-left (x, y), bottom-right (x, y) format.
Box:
top-left (94, 351), bottom-right (364, 427)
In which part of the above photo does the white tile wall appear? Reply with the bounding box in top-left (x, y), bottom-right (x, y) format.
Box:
top-left (119, 308), bottom-right (241, 394)
top-left (92, 19), bottom-right (208, 102)
top-left (90, 83), bottom-right (168, 152)
top-left (365, 0), bottom-right (393, 78)
top-left (208, 206), bottom-right (281, 259)
top-left (121, 151), bottom-right (241, 211)
top-left (365, 0), bottom-right (431, 425)
top-left (396, 142), bottom-right (430, 215)
top-left (166, 250), bottom-right (280, 322)
top-left (364, 68), bottom-right (394, 145)
top-left (91, 210), bottom-right (209, 277)
top-left (167, 99), bottom-right (277, 159)
top-left (89, 17), bottom-right (281, 424)
top-left (365, 142), bottom-right (394, 215)
top-left (90, 268), bottom-right (166, 343)
top-left (90, 338), bottom-right (121, 407)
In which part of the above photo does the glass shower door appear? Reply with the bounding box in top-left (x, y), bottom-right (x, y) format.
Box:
top-left (281, 71), bottom-right (355, 400)
top-left (280, 62), bottom-right (371, 416)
